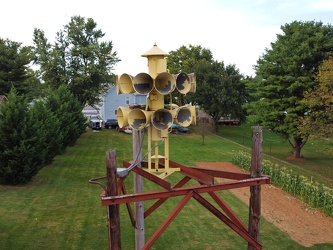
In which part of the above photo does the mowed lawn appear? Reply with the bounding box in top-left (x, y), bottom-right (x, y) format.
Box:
top-left (0, 128), bottom-right (332, 249)
top-left (217, 124), bottom-right (333, 188)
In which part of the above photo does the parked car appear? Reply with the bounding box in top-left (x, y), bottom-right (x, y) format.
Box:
top-left (171, 124), bottom-right (189, 134)
top-left (104, 119), bottom-right (118, 129)
top-left (89, 119), bottom-right (103, 130)
top-left (117, 126), bottom-right (133, 134)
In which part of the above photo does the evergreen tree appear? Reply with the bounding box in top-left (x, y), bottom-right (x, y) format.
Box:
top-left (45, 85), bottom-right (86, 152)
top-left (0, 88), bottom-right (46, 184)
top-left (0, 38), bottom-right (39, 97)
top-left (30, 99), bottom-right (62, 164)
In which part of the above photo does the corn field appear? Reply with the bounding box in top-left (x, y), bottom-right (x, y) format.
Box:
top-left (231, 151), bottom-right (333, 217)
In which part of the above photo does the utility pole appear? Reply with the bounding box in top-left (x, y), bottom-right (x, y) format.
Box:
top-left (133, 130), bottom-right (144, 249)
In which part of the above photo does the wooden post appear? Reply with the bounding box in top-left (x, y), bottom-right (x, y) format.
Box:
top-left (133, 130), bottom-right (145, 249)
top-left (248, 126), bottom-right (262, 250)
top-left (106, 150), bottom-right (121, 250)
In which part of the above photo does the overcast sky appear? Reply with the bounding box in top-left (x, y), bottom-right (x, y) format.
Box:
top-left (1, 0), bottom-right (332, 76)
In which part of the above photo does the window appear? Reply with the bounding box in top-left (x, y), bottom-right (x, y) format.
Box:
top-left (126, 96), bottom-right (130, 105)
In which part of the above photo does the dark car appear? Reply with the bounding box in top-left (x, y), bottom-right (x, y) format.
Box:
top-left (104, 119), bottom-right (118, 129)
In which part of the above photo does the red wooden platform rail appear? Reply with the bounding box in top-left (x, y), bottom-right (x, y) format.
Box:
top-left (101, 159), bottom-right (270, 250)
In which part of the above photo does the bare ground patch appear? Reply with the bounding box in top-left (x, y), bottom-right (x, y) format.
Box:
top-left (195, 162), bottom-right (333, 247)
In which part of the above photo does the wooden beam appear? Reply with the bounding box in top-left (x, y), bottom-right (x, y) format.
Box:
top-left (167, 159), bottom-right (214, 185)
top-left (123, 161), bottom-right (171, 190)
top-left (121, 182), bottom-right (135, 227)
top-left (208, 191), bottom-right (248, 232)
top-left (106, 150), bottom-right (121, 250)
top-left (101, 176), bottom-right (270, 206)
top-left (248, 126), bottom-right (263, 250)
top-left (142, 191), bottom-right (193, 249)
top-left (192, 192), bottom-right (262, 250)
top-left (144, 176), bottom-right (192, 218)
top-left (191, 166), bottom-right (252, 180)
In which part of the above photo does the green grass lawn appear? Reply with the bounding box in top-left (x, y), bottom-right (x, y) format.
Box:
top-left (0, 128), bottom-right (332, 249)
top-left (216, 124), bottom-right (333, 188)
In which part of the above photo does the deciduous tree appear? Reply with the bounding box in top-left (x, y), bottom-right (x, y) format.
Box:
top-left (167, 44), bottom-right (213, 74)
top-left (193, 60), bottom-right (245, 131)
top-left (301, 57), bottom-right (333, 139)
top-left (33, 16), bottom-right (120, 107)
top-left (246, 21), bottom-right (333, 158)
top-left (167, 45), bottom-right (246, 130)
top-left (167, 45), bottom-right (213, 105)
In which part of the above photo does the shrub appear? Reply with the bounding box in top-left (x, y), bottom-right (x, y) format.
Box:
top-left (0, 86), bottom-right (87, 185)
top-left (30, 99), bottom-right (62, 164)
top-left (45, 85), bottom-right (87, 152)
top-left (0, 88), bottom-right (47, 184)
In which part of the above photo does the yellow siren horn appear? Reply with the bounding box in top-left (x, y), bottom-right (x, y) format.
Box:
top-left (188, 73), bottom-right (196, 93)
top-left (118, 73), bottom-right (135, 94)
top-left (155, 72), bottom-right (176, 95)
top-left (175, 73), bottom-right (192, 94)
top-left (151, 108), bottom-right (174, 130)
top-left (117, 106), bottom-right (131, 128)
top-left (173, 106), bottom-right (193, 127)
top-left (128, 109), bottom-right (152, 130)
top-left (133, 73), bottom-right (154, 94)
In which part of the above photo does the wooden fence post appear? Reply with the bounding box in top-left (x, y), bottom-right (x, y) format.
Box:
top-left (133, 130), bottom-right (145, 249)
top-left (106, 150), bottom-right (121, 250)
top-left (248, 126), bottom-right (262, 250)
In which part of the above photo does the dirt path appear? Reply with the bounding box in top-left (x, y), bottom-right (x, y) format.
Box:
top-left (195, 162), bottom-right (333, 247)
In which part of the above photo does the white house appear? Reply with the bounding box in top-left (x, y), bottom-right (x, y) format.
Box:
top-left (82, 105), bottom-right (100, 119)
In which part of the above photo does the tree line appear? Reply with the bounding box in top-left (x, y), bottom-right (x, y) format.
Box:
top-left (167, 21), bottom-right (333, 158)
top-left (0, 16), bottom-right (120, 185)
top-left (1, 16), bottom-right (332, 184)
